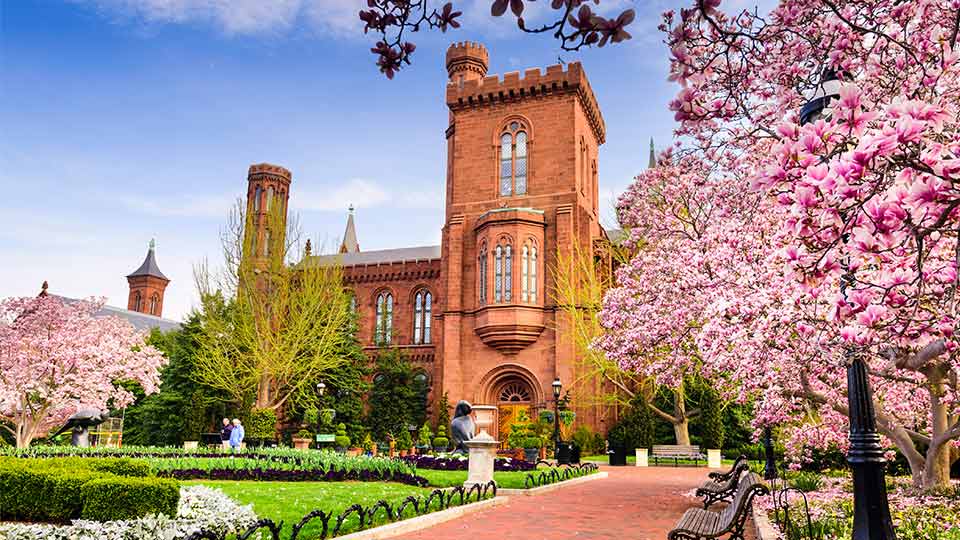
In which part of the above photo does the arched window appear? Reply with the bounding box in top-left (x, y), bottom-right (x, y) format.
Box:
top-left (264, 229), bottom-right (271, 257)
top-left (498, 121), bottom-right (529, 197)
top-left (348, 292), bottom-right (357, 313)
top-left (149, 294), bottom-right (159, 315)
top-left (133, 291), bottom-right (142, 312)
top-left (478, 244), bottom-right (488, 305)
top-left (580, 138), bottom-right (587, 195)
top-left (266, 186), bottom-right (274, 211)
top-left (494, 245), bottom-right (503, 303)
top-left (504, 244), bottom-right (512, 301)
top-left (521, 245), bottom-right (529, 302)
top-left (253, 186), bottom-right (262, 212)
top-left (530, 246), bottom-right (537, 302)
top-left (414, 291), bottom-right (433, 344)
top-left (592, 160), bottom-right (598, 213)
top-left (375, 292), bottom-right (393, 345)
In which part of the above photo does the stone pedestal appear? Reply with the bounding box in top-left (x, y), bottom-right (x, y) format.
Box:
top-left (707, 449), bottom-right (722, 469)
top-left (635, 448), bottom-right (648, 467)
top-left (463, 430), bottom-right (499, 488)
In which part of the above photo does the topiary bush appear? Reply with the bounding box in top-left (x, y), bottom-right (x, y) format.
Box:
top-left (432, 425), bottom-right (449, 451)
top-left (80, 476), bottom-right (180, 521)
top-left (334, 423), bottom-right (351, 449)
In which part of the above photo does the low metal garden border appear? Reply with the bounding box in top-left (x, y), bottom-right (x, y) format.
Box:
top-left (183, 480), bottom-right (497, 540)
top-left (522, 463), bottom-right (598, 489)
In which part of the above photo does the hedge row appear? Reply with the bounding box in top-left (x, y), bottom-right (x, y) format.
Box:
top-left (0, 457), bottom-right (179, 523)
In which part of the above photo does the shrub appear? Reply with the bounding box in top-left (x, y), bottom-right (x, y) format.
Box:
top-left (789, 471), bottom-right (823, 492)
top-left (572, 426), bottom-right (604, 454)
top-left (247, 408), bottom-right (277, 440)
top-left (87, 458), bottom-right (152, 478)
top-left (432, 425), bottom-right (448, 450)
top-left (608, 398), bottom-right (655, 450)
top-left (417, 422), bottom-right (433, 447)
top-left (334, 423), bottom-right (351, 449)
top-left (397, 429), bottom-right (413, 451)
top-left (80, 476), bottom-right (179, 521)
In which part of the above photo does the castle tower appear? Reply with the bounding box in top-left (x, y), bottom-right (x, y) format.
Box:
top-left (339, 204), bottom-right (360, 254)
top-left (438, 43), bottom-right (609, 435)
top-left (445, 41), bottom-right (489, 88)
top-left (244, 163), bottom-right (292, 264)
top-left (127, 239), bottom-right (170, 317)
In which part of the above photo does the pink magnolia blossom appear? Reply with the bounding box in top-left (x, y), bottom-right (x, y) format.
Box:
top-left (0, 295), bottom-right (167, 447)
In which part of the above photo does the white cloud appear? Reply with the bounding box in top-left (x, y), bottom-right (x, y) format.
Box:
top-left (72, 0), bottom-right (364, 36)
top-left (293, 178), bottom-right (443, 212)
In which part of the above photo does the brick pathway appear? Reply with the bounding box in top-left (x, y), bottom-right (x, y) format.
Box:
top-left (392, 466), bottom-right (731, 540)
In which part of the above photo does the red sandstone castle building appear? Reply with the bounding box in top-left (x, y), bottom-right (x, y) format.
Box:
top-left (242, 43), bottom-right (617, 437)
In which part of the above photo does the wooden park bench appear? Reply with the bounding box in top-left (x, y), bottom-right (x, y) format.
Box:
top-left (652, 445), bottom-right (706, 467)
top-left (695, 458), bottom-right (751, 508)
top-left (668, 472), bottom-right (769, 540)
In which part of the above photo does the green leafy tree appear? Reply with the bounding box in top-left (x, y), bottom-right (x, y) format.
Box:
top-left (435, 391), bottom-right (450, 433)
top-left (122, 315), bottom-right (227, 446)
top-left (365, 348), bottom-right (426, 441)
top-left (697, 387), bottom-right (725, 450)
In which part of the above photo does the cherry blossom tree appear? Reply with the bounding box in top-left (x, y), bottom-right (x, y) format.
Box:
top-left (0, 295), bottom-right (166, 448)
top-left (608, 0), bottom-right (960, 490)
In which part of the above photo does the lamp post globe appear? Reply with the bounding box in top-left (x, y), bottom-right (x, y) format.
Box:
top-left (316, 382), bottom-right (326, 396)
top-left (799, 69), bottom-right (896, 540)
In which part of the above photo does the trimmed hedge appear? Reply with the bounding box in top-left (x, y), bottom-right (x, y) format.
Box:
top-left (0, 457), bottom-right (178, 523)
top-left (81, 476), bottom-right (180, 521)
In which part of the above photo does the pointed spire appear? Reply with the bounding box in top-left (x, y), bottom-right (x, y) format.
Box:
top-left (128, 239), bottom-right (169, 280)
top-left (304, 238), bottom-right (312, 258)
top-left (39, 281), bottom-right (49, 297)
top-left (648, 138), bottom-right (656, 169)
top-left (339, 205), bottom-right (360, 254)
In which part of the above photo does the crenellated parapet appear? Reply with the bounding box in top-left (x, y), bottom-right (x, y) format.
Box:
top-left (445, 61), bottom-right (606, 144)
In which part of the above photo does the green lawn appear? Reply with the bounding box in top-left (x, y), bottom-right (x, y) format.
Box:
top-left (183, 480), bottom-right (430, 538)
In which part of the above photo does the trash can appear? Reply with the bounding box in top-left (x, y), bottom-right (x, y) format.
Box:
top-left (608, 441), bottom-right (627, 466)
top-left (557, 442), bottom-right (572, 465)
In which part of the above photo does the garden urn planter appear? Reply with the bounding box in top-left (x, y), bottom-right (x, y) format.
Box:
top-left (292, 437), bottom-right (311, 450)
top-left (556, 442), bottom-right (573, 465)
top-left (707, 449), bottom-right (722, 469)
top-left (635, 448), bottom-right (648, 467)
top-left (183, 441), bottom-right (199, 450)
top-left (523, 448), bottom-right (538, 463)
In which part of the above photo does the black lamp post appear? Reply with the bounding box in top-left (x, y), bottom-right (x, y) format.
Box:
top-left (552, 377), bottom-right (562, 459)
top-left (800, 70), bottom-right (897, 540)
top-left (762, 426), bottom-right (778, 481)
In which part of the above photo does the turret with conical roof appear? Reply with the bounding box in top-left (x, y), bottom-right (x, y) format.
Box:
top-left (127, 239), bottom-right (170, 317)
top-left (339, 205), bottom-right (360, 254)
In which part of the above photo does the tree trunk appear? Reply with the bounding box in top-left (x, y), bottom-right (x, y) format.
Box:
top-left (922, 367), bottom-right (952, 491)
top-left (673, 387), bottom-right (691, 445)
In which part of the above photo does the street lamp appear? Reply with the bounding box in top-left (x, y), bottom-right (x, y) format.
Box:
top-left (800, 69), bottom-right (896, 540)
top-left (762, 427), bottom-right (778, 481)
top-left (552, 377), bottom-right (562, 461)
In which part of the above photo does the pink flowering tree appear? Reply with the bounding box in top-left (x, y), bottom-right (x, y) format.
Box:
top-left (0, 295), bottom-right (166, 448)
top-left (631, 0), bottom-right (960, 490)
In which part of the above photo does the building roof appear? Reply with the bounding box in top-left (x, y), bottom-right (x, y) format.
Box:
top-left (54, 294), bottom-right (181, 333)
top-left (307, 245), bottom-right (441, 267)
top-left (127, 240), bottom-right (169, 281)
top-left (339, 205), bottom-right (360, 254)
top-left (604, 228), bottom-right (628, 246)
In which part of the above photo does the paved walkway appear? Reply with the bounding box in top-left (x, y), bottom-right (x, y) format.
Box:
top-left (393, 466), bottom-right (742, 540)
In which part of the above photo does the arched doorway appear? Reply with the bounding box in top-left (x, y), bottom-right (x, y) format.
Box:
top-left (495, 378), bottom-right (534, 446)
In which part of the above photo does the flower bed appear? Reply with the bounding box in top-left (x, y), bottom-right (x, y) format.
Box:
top-left (400, 454), bottom-right (535, 471)
top-left (762, 475), bottom-right (960, 540)
top-left (0, 485), bottom-right (257, 540)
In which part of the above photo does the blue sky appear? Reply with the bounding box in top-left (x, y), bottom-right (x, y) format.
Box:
top-left (0, 0), bottom-right (768, 320)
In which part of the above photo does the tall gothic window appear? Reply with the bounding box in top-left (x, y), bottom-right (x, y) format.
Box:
top-left (348, 293), bottom-right (357, 313)
top-left (375, 292), bottom-right (393, 345)
top-left (264, 229), bottom-right (271, 258)
top-left (133, 292), bottom-right (142, 312)
top-left (499, 121), bottom-right (528, 197)
top-left (254, 186), bottom-right (262, 212)
top-left (504, 244), bottom-right (512, 301)
top-left (414, 291), bottom-right (432, 344)
top-left (478, 244), bottom-right (488, 305)
top-left (521, 245), bottom-right (529, 302)
top-left (530, 246), bottom-right (537, 302)
top-left (266, 186), bottom-right (274, 211)
top-left (494, 245), bottom-right (503, 303)
top-left (149, 294), bottom-right (159, 315)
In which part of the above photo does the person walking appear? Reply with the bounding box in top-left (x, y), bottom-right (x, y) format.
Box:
top-left (220, 418), bottom-right (233, 451)
top-left (229, 418), bottom-right (245, 452)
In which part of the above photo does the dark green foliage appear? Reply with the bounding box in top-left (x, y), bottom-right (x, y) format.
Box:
top-left (80, 476), bottom-right (179, 521)
top-left (396, 429), bottom-right (413, 450)
top-left (0, 457), bottom-right (169, 523)
top-left (572, 426), bottom-right (605, 454)
top-left (788, 471), bottom-right (824, 492)
top-left (122, 315), bottom-right (226, 446)
top-left (247, 408), bottom-right (278, 440)
top-left (698, 387), bottom-right (725, 449)
top-left (432, 425), bottom-right (449, 449)
top-left (366, 348), bottom-right (428, 441)
top-left (608, 397), bottom-right (655, 450)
